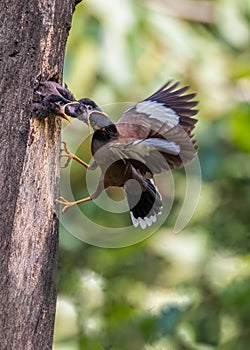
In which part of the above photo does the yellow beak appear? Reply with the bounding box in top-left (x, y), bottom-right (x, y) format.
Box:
top-left (61, 101), bottom-right (80, 124)
top-left (61, 113), bottom-right (72, 124)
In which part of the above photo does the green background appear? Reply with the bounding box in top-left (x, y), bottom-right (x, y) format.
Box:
top-left (54, 0), bottom-right (250, 349)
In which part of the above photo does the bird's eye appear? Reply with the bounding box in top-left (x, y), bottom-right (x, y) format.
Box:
top-left (86, 104), bottom-right (94, 110)
top-left (57, 100), bottom-right (65, 106)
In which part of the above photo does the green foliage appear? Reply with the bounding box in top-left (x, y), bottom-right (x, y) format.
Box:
top-left (54, 0), bottom-right (250, 349)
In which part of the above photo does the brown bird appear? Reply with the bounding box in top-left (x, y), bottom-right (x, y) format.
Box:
top-left (32, 81), bottom-right (78, 123)
top-left (57, 81), bottom-right (198, 229)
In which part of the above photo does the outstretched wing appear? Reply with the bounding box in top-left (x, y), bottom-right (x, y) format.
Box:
top-left (114, 81), bottom-right (198, 171)
top-left (92, 131), bottom-right (196, 176)
top-left (117, 81), bottom-right (198, 139)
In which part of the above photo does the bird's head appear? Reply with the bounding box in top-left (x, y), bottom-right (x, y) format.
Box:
top-left (87, 111), bottom-right (119, 141)
top-left (84, 100), bottom-right (119, 139)
top-left (64, 97), bottom-right (117, 137)
top-left (43, 94), bottom-right (80, 123)
top-left (64, 97), bottom-right (108, 127)
top-left (64, 98), bottom-right (102, 123)
top-left (87, 110), bottom-right (113, 130)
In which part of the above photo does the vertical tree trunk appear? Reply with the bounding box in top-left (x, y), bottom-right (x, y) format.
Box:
top-left (0, 1), bottom-right (81, 349)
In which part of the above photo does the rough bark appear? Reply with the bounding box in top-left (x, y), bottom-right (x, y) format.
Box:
top-left (0, 1), bottom-right (81, 349)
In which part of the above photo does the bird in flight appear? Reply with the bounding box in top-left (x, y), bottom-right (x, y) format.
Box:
top-left (56, 81), bottom-right (198, 229)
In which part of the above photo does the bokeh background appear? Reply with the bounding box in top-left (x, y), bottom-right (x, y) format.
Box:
top-left (54, 0), bottom-right (250, 349)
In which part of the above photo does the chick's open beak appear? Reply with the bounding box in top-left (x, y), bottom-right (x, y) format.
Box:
top-left (61, 113), bottom-right (72, 124)
top-left (60, 101), bottom-right (80, 123)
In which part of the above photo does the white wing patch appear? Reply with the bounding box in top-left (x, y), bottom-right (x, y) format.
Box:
top-left (144, 139), bottom-right (181, 155)
top-left (149, 179), bottom-right (162, 201)
top-left (130, 212), bottom-right (158, 230)
top-left (131, 138), bottom-right (181, 155)
top-left (136, 100), bottom-right (179, 128)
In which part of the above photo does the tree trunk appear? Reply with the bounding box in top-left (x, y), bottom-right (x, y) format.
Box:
top-left (0, 1), bottom-right (81, 349)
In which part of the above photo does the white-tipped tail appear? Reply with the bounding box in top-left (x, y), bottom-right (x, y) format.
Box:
top-left (126, 178), bottom-right (162, 229)
top-left (130, 212), bottom-right (159, 229)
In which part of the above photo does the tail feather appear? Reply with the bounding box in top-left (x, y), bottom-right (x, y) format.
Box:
top-left (125, 178), bottom-right (162, 229)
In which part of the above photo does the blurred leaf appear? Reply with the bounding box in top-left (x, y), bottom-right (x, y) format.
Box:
top-left (156, 305), bottom-right (183, 336)
top-left (79, 337), bottom-right (105, 350)
top-left (230, 103), bottom-right (250, 152)
top-left (193, 306), bottom-right (220, 346)
top-left (218, 334), bottom-right (250, 350)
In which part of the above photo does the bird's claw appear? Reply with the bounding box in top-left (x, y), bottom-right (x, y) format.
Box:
top-left (55, 196), bottom-right (73, 213)
top-left (60, 141), bottom-right (74, 168)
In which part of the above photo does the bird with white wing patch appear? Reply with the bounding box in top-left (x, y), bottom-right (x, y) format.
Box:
top-left (57, 81), bottom-right (199, 229)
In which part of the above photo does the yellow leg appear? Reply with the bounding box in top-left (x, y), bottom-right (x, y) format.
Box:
top-left (60, 141), bottom-right (89, 169)
top-left (55, 196), bottom-right (92, 213)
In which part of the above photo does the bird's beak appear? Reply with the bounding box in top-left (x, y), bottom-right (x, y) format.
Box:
top-left (61, 113), bottom-right (72, 124)
top-left (87, 115), bottom-right (93, 133)
top-left (64, 102), bottom-right (88, 122)
top-left (60, 102), bottom-right (80, 123)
